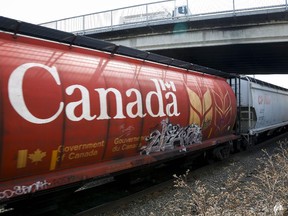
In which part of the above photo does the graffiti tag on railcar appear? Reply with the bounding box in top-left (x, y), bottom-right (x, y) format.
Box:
top-left (0, 180), bottom-right (50, 200)
top-left (140, 118), bottom-right (202, 155)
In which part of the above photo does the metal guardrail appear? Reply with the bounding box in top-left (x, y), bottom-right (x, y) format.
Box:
top-left (40, 0), bottom-right (288, 35)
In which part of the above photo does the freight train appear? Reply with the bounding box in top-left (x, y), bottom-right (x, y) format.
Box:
top-left (1, 16), bottom-right (288, 209)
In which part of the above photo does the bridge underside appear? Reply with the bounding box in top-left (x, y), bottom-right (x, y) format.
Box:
top-left (152, 42), bottom-right (288, 75)
top-left (89, 10), bottom-right (288, 75)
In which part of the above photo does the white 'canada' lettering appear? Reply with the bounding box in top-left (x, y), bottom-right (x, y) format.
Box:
top-left (8, 63), bottom-right (64, 124)
top-left (8, 63), bottom-right (180, 124)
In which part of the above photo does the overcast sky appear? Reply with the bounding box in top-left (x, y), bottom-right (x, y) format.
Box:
top-left (1, 0), bottom-right (288, 88)
top-left (0, 0), bottom-right (159, 24)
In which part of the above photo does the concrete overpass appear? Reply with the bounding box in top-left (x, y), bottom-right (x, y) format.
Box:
top-left (41, 1), bottom-right (288, 75)
top-left (88, 9), bottom-right (288, 75)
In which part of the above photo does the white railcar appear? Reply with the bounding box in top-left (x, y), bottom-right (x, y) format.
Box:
top-left (235, 76), bottom-right (288, 143)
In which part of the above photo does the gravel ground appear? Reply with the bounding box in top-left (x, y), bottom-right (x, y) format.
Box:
top-left (100, 134), bottom-right (288, 216)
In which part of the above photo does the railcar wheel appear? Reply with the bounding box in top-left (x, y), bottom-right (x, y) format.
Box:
top-left (242, 135), bottom-right (258, 151)
top-left (232, 140), bottom-right (243, 153)
top-left (205, 143), bottom-right (232, 163)
top-left (213, 144), bottom-right (231, 161)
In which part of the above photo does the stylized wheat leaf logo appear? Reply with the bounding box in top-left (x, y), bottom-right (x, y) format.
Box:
top-left (186, 87), bottom-right (213, 130)
top-left (213, 84), bottom-right (232, 132)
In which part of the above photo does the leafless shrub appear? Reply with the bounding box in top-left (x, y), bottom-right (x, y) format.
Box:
top-left (163, 140), bottom-right (288, 216)
top-left (246, 142), bottom-right (288, 214)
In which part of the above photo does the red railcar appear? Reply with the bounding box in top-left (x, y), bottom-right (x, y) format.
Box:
top-left (0, 16), bottom-right (238, 203)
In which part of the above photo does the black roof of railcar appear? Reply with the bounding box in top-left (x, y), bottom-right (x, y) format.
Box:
top-left (243, 76), bottom-right (288, 92)
top-left (0, 16), bottom-right (236, 79)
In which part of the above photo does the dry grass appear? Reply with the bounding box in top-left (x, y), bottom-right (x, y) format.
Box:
top-left (163, 140), bottom-right (288, 216)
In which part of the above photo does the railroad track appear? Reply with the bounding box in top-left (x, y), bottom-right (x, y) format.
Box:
top-left (75, 179), bottom-right (174, 216)
top-left (57, 159), bottom-right (190, 215)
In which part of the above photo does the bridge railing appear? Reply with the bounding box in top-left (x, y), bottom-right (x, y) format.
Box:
top-left (40, 0), bottom-right (288, 34)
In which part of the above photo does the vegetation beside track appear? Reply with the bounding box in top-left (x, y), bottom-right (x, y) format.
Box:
top-left (167, 139), bottom-right (288, 215)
